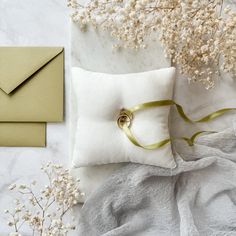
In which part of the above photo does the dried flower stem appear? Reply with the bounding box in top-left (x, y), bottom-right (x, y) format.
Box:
top-left (6, 162), bottom-right (83, 236)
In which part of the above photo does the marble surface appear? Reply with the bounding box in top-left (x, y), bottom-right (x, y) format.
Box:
top-left (1, 0), bottom-right (236, 234)
top-left (0, 0), bottom-right (71, 234)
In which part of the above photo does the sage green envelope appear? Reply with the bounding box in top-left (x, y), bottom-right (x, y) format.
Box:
top-left (0, 47), bottom-right (64, 147)
top-left (0, 123), bottom-right (46, 147)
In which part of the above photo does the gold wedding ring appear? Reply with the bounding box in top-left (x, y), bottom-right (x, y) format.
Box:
top-left (117, 108), bottom-right (133, 129)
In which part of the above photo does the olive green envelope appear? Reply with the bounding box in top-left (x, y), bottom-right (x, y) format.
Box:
top-left (0, 47), bottom-right (64, 147)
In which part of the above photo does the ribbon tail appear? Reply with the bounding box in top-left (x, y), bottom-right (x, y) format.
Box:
top-left (122, 125), bottom-right (170, 150)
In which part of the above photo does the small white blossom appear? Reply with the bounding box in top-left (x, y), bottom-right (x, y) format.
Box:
top-left (8, 184), bottom-right (16, 191)
top-left (18, 184), bottom-right (26, 190)
top-left (7, 221), bottom-right (14, 226)
top-left (9, 233), bottom-right (22, 236)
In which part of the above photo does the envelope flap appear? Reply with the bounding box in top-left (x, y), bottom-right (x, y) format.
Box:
top-left (0, 47), bottom-right (63, 94)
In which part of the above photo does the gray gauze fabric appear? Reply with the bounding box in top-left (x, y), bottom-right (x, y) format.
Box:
top-left (78, 127), bottom-right (236, 236)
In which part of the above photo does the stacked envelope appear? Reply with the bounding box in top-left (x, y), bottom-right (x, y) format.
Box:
top-left (0, 47), bottom-right (64, 147)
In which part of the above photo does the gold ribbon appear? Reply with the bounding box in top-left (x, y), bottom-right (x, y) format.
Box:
top-left (117, 100), bottom-right (236, 150)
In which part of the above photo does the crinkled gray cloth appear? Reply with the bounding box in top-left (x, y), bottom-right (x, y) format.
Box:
top-left (78, 127), bottom-right (236, 236)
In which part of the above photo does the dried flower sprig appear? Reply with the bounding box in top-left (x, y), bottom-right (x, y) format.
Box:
top-left (5, 162), bottom-right (83, 236)
top-left (68, 0), bottom-right (236, 89)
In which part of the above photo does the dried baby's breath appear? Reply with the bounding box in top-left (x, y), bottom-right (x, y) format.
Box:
top-left (5, 162), bottom-right (83, 236)
top-left (68, 0), bottom-right (236, 89)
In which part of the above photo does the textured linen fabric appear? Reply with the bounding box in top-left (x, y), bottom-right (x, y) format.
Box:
top-left (77, 127), bottom-right (236, 236)
top-left (72, 67), bottom-right (176, 168)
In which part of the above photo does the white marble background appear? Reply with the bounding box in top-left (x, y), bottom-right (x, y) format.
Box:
top-left (1, 0), bottom-right (236, 235)
top-left (0, 0), bottom-right (72, 234)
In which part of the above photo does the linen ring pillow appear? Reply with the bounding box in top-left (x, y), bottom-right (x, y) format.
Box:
top-left (72, 67), bottom-right (176, 169)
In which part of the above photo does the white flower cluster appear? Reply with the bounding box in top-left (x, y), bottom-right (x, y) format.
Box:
top-left (5, 162), bottom-right (83, 236)
top-left (68, 0), bottom-right (236, 89)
